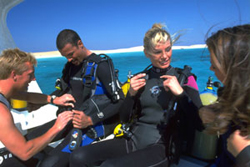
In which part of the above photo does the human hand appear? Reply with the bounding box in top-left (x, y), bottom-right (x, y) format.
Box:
top-left (129, 73), bottom-right (146, 96)
top-left (53, 94), bottom-right (76, 108)
top-left (54, 111), bottom-right (73, 131)
top-left (160, 75), bottom-right (183, 95)
top-left (72, 110), bottom-right (93, 129)
top-left (227, 130), bottom-right (250, 157)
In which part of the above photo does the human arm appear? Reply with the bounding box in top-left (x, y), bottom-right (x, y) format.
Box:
top-left (128, 73), bottom-right (146, 96)
top-left (12, 92), bottom-right (75, 108)
top-left (160, 75), bottom-right (183, 95)
top-left (228, 130), bottom-right (250, 167)
top-left (72, 59), bottom-right (124, 128)
top-left (174, 75), bottom-right (203, 130)
top-left (117, 72), bottom-right (146, 123)
top-left (0, 103), bottom-right (73, 161)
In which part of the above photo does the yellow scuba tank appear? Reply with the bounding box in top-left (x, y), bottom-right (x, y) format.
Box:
top-left (199, 77), bottom-right (218, 105)
top-left (121, 70), bottom-right (133, 97)
top-left (114, 71), bottom-right (134, 138)
top-left (192, 76), bottom-right (221, 161)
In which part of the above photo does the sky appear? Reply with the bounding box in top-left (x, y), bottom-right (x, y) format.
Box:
top-left (6, 0), bottom-right (250, 53)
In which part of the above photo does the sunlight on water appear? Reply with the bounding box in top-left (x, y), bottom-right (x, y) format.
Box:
top-left (35, 48), bottom-right (219, 95)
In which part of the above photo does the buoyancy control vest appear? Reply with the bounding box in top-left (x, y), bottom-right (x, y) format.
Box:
top-left (56, 53), bottom-right (121, 103)
top-left (58, 54), bottom-right (122, 153)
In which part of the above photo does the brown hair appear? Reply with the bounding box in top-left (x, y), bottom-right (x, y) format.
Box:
top-left (204, 24), bottom-right (250, 136)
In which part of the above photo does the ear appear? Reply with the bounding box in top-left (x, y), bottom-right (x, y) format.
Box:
top-left (77, 40), bottom-right (84, 49)
top-left (10, 71), bottom-right (17, 81)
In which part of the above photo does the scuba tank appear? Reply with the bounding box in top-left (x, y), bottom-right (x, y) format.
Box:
top-left (121, 70), bottom-right (133, 97)
top-left (113, 70), bottom-right (134, 138)
top-left (199, 76), bottom-right (219, 105)
top-left (191, 76), bottom-right (221, 161)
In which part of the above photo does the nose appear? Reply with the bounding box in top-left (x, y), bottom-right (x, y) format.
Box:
top-left (67, 58), bottom-right (73, 63)
top-left (161, 51), bottom-right (168, 59)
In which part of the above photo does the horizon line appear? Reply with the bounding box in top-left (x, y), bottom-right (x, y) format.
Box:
top-left (32, 44), bottom-right (207, 58)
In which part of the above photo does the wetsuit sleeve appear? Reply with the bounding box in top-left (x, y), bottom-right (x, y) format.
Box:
top-left (177, 75), bottom-right (204, 131)
top-left (236, 145), bottom-right (250, 167)
top-left (89, 60), bottom-right (124, 125)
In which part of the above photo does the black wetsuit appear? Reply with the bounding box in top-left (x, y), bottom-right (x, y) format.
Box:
top-left (69, 66), bottom-right (203, 167)
top-left (236, 145), bottom-right (250, 167)
top-left (37, 53), bottom-right (124, 167)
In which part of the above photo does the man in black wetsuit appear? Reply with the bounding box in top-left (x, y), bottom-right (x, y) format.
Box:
top-left (38, 29), bottom-right (124, 167)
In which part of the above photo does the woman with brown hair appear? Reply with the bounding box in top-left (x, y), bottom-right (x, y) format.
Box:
top-left (200, 24), bottom-right (250, 167)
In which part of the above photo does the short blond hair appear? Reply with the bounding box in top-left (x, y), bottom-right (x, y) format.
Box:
top-left (0, 48), bottom-right (37, 79)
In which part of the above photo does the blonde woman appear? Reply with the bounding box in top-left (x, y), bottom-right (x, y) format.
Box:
top-left (69, 24), bottom-right (202, 167)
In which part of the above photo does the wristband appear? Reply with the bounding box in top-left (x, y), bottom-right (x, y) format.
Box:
top-left (50, 95), bottom-right (56, 104)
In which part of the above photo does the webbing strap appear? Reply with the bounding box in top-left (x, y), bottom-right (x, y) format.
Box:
top-left (82, 62), bottom-right (98, 102)
top-left (82, 62), bottom-right (97, 87)
top-left (162, 65), bottom-right (192, 126)
top-left (0, 93), bottom-right (11, 110)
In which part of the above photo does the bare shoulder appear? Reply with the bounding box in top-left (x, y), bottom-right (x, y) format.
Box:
top-left (0, 103), bottom-right (16, 139)
top-left (0, 102), bottom-right (13, 122)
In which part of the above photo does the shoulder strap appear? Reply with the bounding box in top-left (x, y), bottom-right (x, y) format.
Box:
top-left (99, 54), bottom-right (121, 102)
top-left (82, 54), bottom-right (121, 103)
top-left (161, 65), bottom-right (192, 125)
top-left (0, 93), bottom-right (11, 110)
top-left (81, 54), bottom-right (104, 102)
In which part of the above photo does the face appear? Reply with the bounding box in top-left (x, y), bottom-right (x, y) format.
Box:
top-left (16, 62), bottom-right (35, 91)
top-left (145, 40), bottom-right (172, 69)
top-left (209, 49), bottom-right (225, 83)
top-left (59, 40), bottom-right (85, 66)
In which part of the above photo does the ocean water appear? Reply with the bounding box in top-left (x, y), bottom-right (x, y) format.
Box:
top-left (35, 48), bottom-right (219, 95)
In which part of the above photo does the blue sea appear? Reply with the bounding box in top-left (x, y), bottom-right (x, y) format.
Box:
top-left (35, 48), bottom-right (219, 95)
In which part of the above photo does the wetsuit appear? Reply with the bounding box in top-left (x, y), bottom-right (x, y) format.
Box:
top-left (0, 94), bottom-right (38, 167)
top-left (215, 126), bottom-right (250, 167)
top-left (70, 65), bottom-right (202, 167)
top-left (38, 53), bottom-right (124, 167)
top-left (236, 145), bottom-right (250, 167)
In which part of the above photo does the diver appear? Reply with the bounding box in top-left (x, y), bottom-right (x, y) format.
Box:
top-left (69, 23), bottom-right (203, 167)
top-left (36, 29), bottom-right (124, 167)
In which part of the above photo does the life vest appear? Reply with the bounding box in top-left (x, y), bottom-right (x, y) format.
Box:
top-left (57, 54), bottom-right (121, 103)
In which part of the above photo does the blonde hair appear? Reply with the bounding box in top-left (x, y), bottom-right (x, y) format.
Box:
top-left (0, 48), bottom-right (37, 79)
top-left (143, 23), bottom-right (180, 55)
